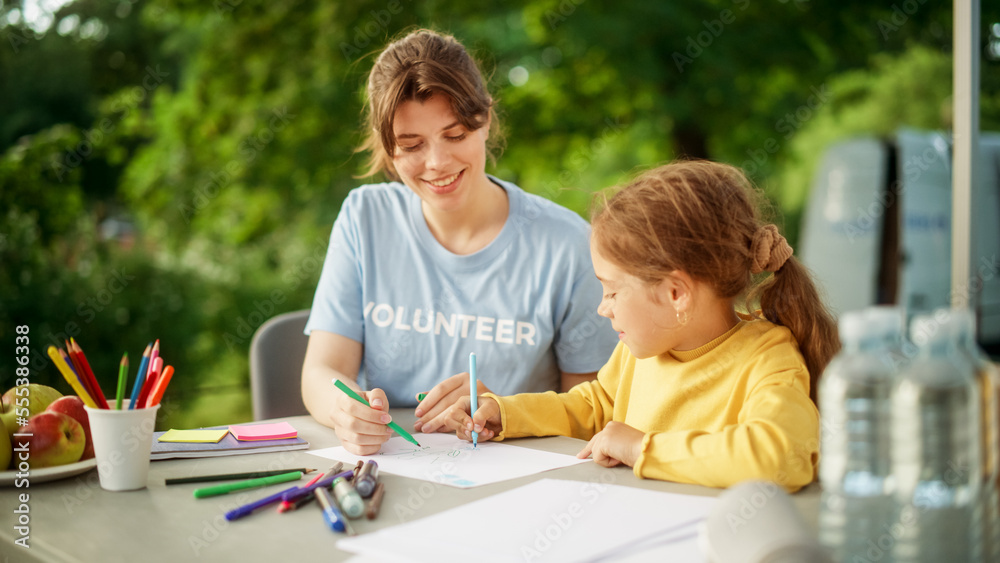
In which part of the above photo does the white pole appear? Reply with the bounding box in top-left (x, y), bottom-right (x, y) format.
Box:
top-left (952, 0), bottom-right (980, 311)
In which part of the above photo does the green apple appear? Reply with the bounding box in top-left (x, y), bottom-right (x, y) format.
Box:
top-left (16, 412), bottom-right (85, 468)
top-left (0, 426), bottom-right (10, 470)
top-left (1, 384), bottom-right (63, 438)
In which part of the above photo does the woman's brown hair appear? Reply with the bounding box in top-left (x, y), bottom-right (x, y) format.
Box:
top-left (358, 29), bottom-right (502, 179)
top-left (591, 160), bottom-right (839, 403)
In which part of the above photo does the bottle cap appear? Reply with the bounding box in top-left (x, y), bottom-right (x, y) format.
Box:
top-left (837, 310), bottom-right (869, 346)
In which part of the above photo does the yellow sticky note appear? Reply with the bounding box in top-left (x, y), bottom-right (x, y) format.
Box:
top-left (158, 429), bottom-right (229, 443)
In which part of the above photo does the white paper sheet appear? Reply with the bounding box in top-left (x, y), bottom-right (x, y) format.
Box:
top-left (308, 433), bottom-right (590, 488)
top-left (337, 478), bottom-right (716, 563)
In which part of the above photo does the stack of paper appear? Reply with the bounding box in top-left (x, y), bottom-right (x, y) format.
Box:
top-left (229, 422), bottom-right (297, 441)
top-left (337, 478), bottom-right (716, 562)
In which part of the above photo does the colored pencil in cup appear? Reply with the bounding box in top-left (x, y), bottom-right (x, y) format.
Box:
top-left (71, 339), bottom-right (110, 409)
top-left (128, 343), bottom-right (151, 409)
top-left (47, 346), bottom-right (97, 408)
top-left (137, 356), bottom-right (162, 408)
top-left (145, 365), bottom-right (174, 408)
top-left (116, 353), bottom-right (128, 410)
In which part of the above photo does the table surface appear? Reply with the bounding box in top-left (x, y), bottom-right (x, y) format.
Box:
top-left (0, 410), bottom-right (821, 563)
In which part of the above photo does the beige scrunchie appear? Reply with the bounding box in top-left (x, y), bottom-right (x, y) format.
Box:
top-left (750, 224), bottom-right (793, 274)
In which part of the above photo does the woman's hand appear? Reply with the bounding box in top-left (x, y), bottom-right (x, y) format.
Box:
top-left (414, 372), bottom-right (493, 433)
top-left (577, 421), bottom-right (645, 467)
top-left (443, 395), bottom-right (502, 442)
top-left (329, 385), bottom-right (393, 456)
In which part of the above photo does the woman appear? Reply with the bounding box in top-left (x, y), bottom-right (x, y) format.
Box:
top-left (302, 29), bottom-right (617, 455)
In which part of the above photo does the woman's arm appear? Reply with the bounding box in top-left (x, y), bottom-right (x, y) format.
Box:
top-left (301, 330), bottom-right (393, 455)
top-left (560, 371), bottom-right (597, 392)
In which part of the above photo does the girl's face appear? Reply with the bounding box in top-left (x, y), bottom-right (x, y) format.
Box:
top-left (591, 242), bottom-right (679, 359)
top-left (391, 92), bottom-right (491, 213)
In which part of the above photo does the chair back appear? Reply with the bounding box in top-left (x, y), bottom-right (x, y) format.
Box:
top-left (249, 309), bottom-right (311, 420)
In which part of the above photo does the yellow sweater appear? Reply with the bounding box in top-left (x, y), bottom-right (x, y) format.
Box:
top-left (487, 318), bottom-right (819, 492)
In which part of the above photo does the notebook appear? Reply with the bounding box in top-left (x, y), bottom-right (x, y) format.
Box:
top-left (150, 424), bottom-right (308, 460)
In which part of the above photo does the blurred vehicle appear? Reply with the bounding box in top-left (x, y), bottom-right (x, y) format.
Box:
top-left (799, 128), bottom-right (1000, 353)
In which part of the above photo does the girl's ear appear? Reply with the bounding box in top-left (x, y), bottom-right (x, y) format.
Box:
top-left (663, 270), bottom-right (695, 313)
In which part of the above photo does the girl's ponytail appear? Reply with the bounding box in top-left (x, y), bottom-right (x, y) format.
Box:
top-left (749, 256), bottom-right (840, 404)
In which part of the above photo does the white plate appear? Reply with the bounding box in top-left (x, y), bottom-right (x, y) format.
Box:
top-left (0, 458), bottom-right (97, 486)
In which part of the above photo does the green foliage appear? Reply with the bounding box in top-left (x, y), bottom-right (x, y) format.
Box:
top-left (3, 0), bottom-right (999, 427)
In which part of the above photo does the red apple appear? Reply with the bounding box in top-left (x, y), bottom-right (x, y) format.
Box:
top-left (46, 396), bottom-right (94, 460)
top-left (16, 412), bottom-right (85, 468)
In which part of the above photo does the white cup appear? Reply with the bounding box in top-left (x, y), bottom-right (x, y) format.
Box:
top-left (84, 400), bottom-right (159, 491)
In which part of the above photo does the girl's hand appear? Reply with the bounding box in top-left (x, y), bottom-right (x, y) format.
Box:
top-left (414, 373), bottom-right (493, 433)
top-left (330, 386), bottom-right (393, 456)
top-left (443, 395), bottom-right (502, 442)
top-left (577, 421), bottom-right (645, 467)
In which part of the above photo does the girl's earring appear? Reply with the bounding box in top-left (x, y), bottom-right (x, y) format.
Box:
top-left (676, 310), bottom-right (689, 326)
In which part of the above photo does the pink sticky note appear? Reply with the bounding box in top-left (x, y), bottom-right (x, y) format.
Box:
top-left (228, 422), bottom-right (297, 441)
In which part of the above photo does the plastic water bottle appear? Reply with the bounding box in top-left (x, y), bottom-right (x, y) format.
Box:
top-left (952, 309), bottom-right (1000, 561)
top-left (819, 307), bottom-right (902, 561)
top-left (891, 311), bottom-right (981, 562)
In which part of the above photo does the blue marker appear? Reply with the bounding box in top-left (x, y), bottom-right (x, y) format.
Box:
top-left (314, 487), bottom-right (346, 532)
top-left (470, 352), bottom-right (478, 448)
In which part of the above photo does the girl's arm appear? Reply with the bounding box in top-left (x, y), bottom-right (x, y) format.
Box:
top-left (634, 375), bottom-right (818, 493)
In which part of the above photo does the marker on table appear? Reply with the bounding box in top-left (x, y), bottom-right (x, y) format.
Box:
top-left (279, 470), bottom-right (354, 506)
top-left (278, 464), bottom-right (342, 512)
top-left (470, 352), bottom-right (478, 449)
top-left (333, 477), bottom-right (365, 519)
top-left (366, 482), bottom-right (386, 520)
top-left (355, 460), bottom-right (379, 498)
top-left (315, 487), bottom-right (347, 533)
top-left (225, 471), bottom-right (352, 521)
top-left (332, 379), bottom-right (421, 447)
top-left (193, 471), bottom-right (303, 499)
top-left (166, 468), bottom-right (316, 486)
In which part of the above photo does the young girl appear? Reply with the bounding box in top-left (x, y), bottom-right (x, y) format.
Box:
top-left (446, 160), bottom-right (839, 492)
top-left (301, 30), bottom-right (618, 455)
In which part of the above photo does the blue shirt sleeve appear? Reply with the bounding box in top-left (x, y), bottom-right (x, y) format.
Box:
top-left (305, 193), bottom-right (365, 344)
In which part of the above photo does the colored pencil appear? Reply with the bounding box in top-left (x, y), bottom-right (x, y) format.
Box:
top-left (60, 346), bottom-right (95, 404)
top-left (149, 339), bottom-right (160, 373)
top-left (47, 346), bottom-right (98, 408)
top-left (116, 353), bottom-right (128, 410)
top-left (279, 470), bottom-right (354, 506)
top-left (278, 463), bottom-right (341, 512)
top-left (71, 339), bottom-right (110, 409)
top-left (128, 343), bottom-right (151, 410)
top-left (166, 468), bottom-right (317, 486)
top-left (136, 356), bottom-right (162, 408)
top-left (193, 471), bottom-right (304, 499)
top-left (64, 341), bottom-right (96, 405)
top-left (225, 470), bottom-right (352, 521)
top-left (145, 365), bottom-right (174, 408)
top-left (332, 379), bottom-right (421, 447)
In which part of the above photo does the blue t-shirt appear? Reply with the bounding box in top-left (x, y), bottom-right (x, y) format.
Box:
top-left (305, 176), bottom-right (618, 406)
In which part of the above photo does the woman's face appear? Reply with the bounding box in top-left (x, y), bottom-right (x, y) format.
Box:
top-left (391, 92), bottom-right (490, 213)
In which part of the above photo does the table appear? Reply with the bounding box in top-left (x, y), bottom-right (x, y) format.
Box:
top-left (0, 410), bottom-right (821, 562)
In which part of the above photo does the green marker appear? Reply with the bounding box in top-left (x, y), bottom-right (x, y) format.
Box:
top-left (334, 379), bottom-right (422, 447)
top-left (417, 393), bottom-right (427, 402)
top-left (192, 471), bottom-right (303, 499)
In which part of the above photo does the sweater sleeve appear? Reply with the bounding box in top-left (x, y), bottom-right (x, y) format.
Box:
top-left (633, 372), bottom-right (819, 493)
top-left (488, 347), bottom-right (625, 441)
